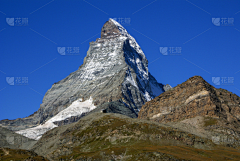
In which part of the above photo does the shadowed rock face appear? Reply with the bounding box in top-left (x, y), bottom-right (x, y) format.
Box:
top-left (92, 100), bottom-right (138, 118)
top-left (138, 76), bottom-right (240, 146)
top-left (0, 19), bottom-right (165, 133)
top-left (52, 114), bottom-right (87, 126)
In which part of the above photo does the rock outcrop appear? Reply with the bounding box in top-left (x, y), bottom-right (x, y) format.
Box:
top-left (163, 84), bottom-right (172, 91)
top-left (138, 76), bottom-right (240, 146)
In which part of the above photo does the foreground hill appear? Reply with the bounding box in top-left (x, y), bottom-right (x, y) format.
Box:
top-left (138, 76), bottom-right (240, 147)
top-left (30, 112), bottom-right (240, 161)
top-left (0, 147), bottom-right (48, 161)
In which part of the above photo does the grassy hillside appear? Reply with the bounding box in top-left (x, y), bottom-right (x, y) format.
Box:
top-left (31, 113), bottom-right (240, 160)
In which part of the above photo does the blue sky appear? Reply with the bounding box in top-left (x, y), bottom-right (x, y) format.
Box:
top-left (0, 0), bottom-right (240, 120)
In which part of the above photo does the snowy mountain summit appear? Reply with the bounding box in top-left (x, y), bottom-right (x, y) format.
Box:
top-left (0, 19), bottom-right (166, 139)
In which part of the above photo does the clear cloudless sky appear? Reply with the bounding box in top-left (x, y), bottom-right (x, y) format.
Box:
top-left (0, 0), bottom-right (240, 120)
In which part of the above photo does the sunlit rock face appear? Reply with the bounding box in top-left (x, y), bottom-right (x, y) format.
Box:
top-left (139, 76), bottom-right (240, 146)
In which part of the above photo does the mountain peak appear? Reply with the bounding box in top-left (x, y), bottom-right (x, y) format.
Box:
top-left (187, 75), bottom-right (205, 82)
top-left (1, 19), bottom-right (165, 140)
top-left (98, 18), bottom-right (128, 41)
top-left (100, 19), bottom-right (121, 39)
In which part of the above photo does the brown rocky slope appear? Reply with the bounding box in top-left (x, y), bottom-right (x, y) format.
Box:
top-left (138, 76), bottom-right (240, 147)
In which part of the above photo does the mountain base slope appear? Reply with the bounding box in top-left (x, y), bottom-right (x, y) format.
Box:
top-left (29, 112), bottom-right (240, 161)
top-left (0, 147), bottom-right (48, 161)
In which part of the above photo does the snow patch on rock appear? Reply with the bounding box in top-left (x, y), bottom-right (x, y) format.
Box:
top-left (16, 97), bottom-right (96, 140)
top-left (123, 69), bottom-right (138, 89)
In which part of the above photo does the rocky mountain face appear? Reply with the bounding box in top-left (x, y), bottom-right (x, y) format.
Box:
top-left (138, 76), bottom-right (240, 147)
top-left (0, 19), bottom-right (165, 140)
